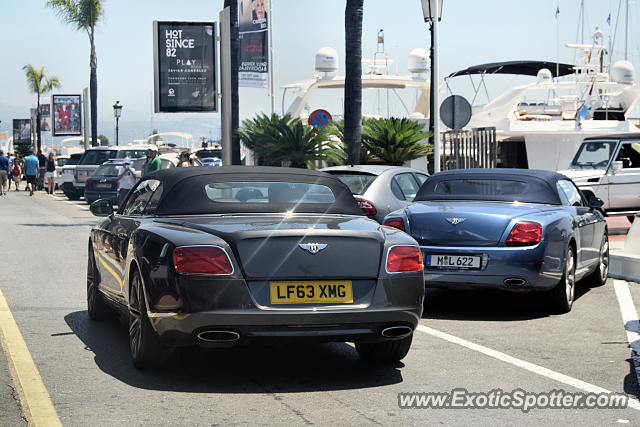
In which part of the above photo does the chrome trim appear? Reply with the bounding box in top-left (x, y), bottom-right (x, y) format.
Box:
top-left (197, 330), bottom-right (241, 342)
top-left (380, 325), bottom-right (413, 338)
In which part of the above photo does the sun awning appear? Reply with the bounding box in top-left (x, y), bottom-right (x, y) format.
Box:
top-left (447, 61), bottom-right (575, 79)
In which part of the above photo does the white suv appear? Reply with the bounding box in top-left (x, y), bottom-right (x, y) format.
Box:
top-left (559, 134), bottom-right (640, 221)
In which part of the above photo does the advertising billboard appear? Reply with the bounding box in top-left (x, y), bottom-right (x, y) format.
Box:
top-left (13, 119), bottom-right (31, 145)
top-left (39, 103), bottom-right (51, 132)
top-left (238, 0), bottom-right (269, 88)
top-left (52, 95), bottom-right (82, 136)
top-left (153, 21), bottom-right (217, 113)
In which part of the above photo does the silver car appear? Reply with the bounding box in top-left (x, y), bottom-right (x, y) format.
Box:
top-left (321, 165), bottom-right (429, 223)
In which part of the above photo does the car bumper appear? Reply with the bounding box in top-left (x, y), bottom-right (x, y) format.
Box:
top-left (84, 189), bottom-right (117, 203)
top-left (420, 243), bottom-right (561, 292)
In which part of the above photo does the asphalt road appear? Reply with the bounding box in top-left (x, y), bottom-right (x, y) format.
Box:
top-left (0, 190), bottom-right (640, 425)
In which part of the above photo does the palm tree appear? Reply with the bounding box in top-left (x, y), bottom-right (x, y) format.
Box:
top-left (224, 0), bottom-right (241, 164)
top-left (343, 0), bottom-right (364, 165)
top-left (362, 118), bottom-right (432, 165)
top-left (325, 118), bottom-right (372, 164)
top-left (22, 65), bottom-right (61, 151)
top-left (46, 0), bottom-right (104, 147)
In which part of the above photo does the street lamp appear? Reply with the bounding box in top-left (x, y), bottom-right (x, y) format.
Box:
top-left (113, 101), bottom-right (122, 146)
top-left (420, 0), bottom-right (443, 173)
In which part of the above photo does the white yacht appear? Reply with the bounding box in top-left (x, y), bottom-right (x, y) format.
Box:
top-left (447, 31), bottom-right (640, 171)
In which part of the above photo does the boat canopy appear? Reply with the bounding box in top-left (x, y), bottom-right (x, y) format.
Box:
top-left (447, 61), bottom-right (575, 79)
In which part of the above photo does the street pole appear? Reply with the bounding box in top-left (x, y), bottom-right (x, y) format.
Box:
top-left (430, 1), bottom-right (440, 173)
top-left (220, 7), bottom-right (233, 165)
top-left (115, 116), bottom-right (119, 146)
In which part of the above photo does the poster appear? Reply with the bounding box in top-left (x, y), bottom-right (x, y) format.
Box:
top-left (13, 119), bottom-right (31, 145)
top-left (153, 21), bottom-right (217, 113)
top-left (52, 95), bottom-right (82, 136)
top-left (40, 104), bottom-right (51, 132)
top-left (238, 0), bottom-right (269, 88)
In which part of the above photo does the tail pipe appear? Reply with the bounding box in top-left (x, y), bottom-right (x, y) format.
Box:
top-left (196, 330), bottom-right (241, 343)
top-left (503, 278), bottom-right (527, 286)
top-left (380, 325), bottom-right (413, 339)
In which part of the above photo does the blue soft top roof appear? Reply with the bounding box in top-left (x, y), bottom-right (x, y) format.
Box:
top-left (415, 169), bottom-right (568, 204)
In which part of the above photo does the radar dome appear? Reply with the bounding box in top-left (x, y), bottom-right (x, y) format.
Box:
top-left (611, 60), bottom-right (635, 84)
top-left (537, 68), bottom-right (553, 83)
top-left (315, 47), bottom-right (339, 73)
top-left (408, 48), bottom-right (430, 74)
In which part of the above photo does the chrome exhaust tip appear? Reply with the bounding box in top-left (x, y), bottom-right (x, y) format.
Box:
top-left (504, 278), bottom-right (527, 286)
top-left (197, 330), bottom-right (241, 343)
top-left (380, 325), bottom-right (413, 338)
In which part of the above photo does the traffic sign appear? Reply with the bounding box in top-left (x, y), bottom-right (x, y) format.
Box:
top-left (440, 95), bottom-right (472, 130)
top-left (308, 109), bottom-right (333, 129)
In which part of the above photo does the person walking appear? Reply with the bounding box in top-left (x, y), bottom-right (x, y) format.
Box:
top-left (37, 149), bottom-right (47, 190)
top-left (45, 152), bottom-right (57, 195)
top-left (0, 150), bottom-right (9, 196)
top-left (6, 153), bottom-right (13, 191)
top-left (116, 158), bottom-right (137, 206)
top-left (23, 150), bottom-right (39, 196)
top-left (11, 159), bottom-right (21, 191)
top-left (144, 145), bottom-right (161, 176)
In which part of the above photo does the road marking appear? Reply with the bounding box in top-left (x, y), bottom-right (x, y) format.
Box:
top-left (613, 279), bottom-right (640, 388)
top-left (0, 289), bottom-right (62, 426)
top-left (416, 324), bottom-right (640, 411)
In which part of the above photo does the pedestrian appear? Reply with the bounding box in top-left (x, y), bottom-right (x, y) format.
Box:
top-left (6, 153), bottom-right (13, 191)
top-left (144, 145), bottom-right (161, 175)
top-left (116, 158), bottom-right (137, 206)
top-left (23, 150), bottom-right (39, 196)
top-left (37, 149), bottom-right (47, 190)
top-left (178, 151), bottom-right (192, 167)
top-left (0, 150), bottom-right (9, 196)
top-left (11, 159), bottom-right (21, 191)
top-left (45, 152), bottom-right (57, 195)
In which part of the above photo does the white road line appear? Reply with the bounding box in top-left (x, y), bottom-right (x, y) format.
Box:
top-left (613, 279), bottom-right (640, 388)
top-left (416, 324), bottom-right (640, 411)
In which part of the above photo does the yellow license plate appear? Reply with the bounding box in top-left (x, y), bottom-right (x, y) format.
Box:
top-left (269, 281), bottom-right (353, 304)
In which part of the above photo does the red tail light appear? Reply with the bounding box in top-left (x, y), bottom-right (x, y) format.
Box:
top-left (357, 199), bottom-right (377, 216)
top-left (173, 246), bottom-right (233, 275)
top-left (86, 178), bottom-right (93, 186)
top-left (506, 221), bottom-right (542, 246)
top-left (386, 246), bottom-right (423, 273)
top-left (383, 217), bottom-right (405, 232)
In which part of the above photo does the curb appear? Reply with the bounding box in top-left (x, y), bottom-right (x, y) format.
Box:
top-left (610, 252), bottom-right (640, 283)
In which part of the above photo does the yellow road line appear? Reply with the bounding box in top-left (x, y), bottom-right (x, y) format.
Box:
top-left (0, 289), bottom-right (62, 426)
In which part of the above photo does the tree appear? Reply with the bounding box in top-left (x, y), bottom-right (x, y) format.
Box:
top-left (97, 134), bottom-right (109, 146)
top-left (149, 129), bottom-right (163, 143)
top-left (237, 114), bottom-right (345, 168)
top-left (223, 0), bottom-right (241, 165)
top-left (343, 0), bottom-right (364, 165)
top-left (47, 0), bottom-right (104, 147)
top-left (22, 65), bottom-right (61, 152)
top-left (325, 118), bottom-right (372, 164)
top-left (362, 118), bottom-right (432, 165)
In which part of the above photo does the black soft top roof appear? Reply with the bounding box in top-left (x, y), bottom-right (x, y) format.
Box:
top-left (415, 169), bottom-right (568, 204)
top-left (447, 61), bottom-right (575, 79)
top-left (142, 166), bottom-right (363, 216)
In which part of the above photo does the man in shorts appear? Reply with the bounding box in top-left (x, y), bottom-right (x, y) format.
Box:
top-left (23, 150), bottom-right (39, 196)
top-left (0, 150), bottom-right (9, 196)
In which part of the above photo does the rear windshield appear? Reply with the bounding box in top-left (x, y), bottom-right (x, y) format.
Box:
top-left (416, 176), bottom-right (560, 205)
top-left (114, 149), bottom-right (148, 159)
top-left (79, 150), bottom-right (117, 165)
top-left (93, 164), bottom-right (124, 177)
top-left (325, 172), bottom-right (377, 195)
top-left (204, 182), bottom-right (336, 203)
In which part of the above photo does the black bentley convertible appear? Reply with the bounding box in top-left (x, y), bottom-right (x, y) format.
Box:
top-left (88, 167), bottom-right (424, 368)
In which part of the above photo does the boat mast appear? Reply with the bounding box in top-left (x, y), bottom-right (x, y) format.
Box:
top-left (581, 0), bottom-right (585, 43)
top-left (625, 0), bottom-right (629, 60)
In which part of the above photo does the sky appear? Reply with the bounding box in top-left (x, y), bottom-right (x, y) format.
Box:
top-left (0, 0), bottom-right (637, 143)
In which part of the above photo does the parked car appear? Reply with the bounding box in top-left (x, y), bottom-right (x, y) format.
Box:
top-left (64, 145), bottom-right (151, 200)
top-left (87, 167), bottom-right (424, 368)
top-left (559, 134), bottom-right (640, 222)
top-left (59, 153), bottom-right (84, 196)
top-left (383, 168), bottom-right (609, 313)
top-left (321, 165), bottom-right (429, 223)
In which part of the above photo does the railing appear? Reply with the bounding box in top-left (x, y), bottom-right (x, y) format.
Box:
top-left (440, 127), bottom-right (496, 171)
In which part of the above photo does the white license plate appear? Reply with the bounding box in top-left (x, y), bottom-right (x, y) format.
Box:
top-left (425, 254), bottom-right (481, 269)
top-left (96, 183), bottom-right (112, 189)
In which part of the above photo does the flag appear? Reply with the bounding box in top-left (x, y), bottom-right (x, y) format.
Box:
top-left (607, 13), bottom-right (611, 25)
top-left (576, 82), bottom-right (595, 120)
top-left (555, 6), bottom-right (560, 19)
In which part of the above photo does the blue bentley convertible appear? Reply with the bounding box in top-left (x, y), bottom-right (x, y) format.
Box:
top-left (383, 169), bottom-right (609, 313)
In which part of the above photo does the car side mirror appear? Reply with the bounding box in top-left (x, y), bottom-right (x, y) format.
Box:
top-left (90, 199), bottom-right (114, 217)
top-left (611, 160), bottom-right (623, 174)
top-left (588, 196), bottom-right (604, 210)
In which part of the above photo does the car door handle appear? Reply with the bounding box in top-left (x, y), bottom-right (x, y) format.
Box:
top-left (117, 233), bottom-right (128, 239)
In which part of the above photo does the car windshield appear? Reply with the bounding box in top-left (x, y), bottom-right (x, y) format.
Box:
top-left (93, 164), bottom-right (123, 177)
top-left (79, 150), bottom-right (117, 165)
top-left (325, 172), bottom-right (377, 195)
top-left (114, 149), bottom-right (148, 159)
top-left (571, 141), bottom-right (617, 168)
top-left (204, 182), bottom-right (336, 203)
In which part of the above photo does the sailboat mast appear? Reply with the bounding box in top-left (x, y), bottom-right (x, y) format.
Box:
top-left (625, 0), bottom-right (629, 60)
top-left (581, 0), bottom-right (585, 43)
